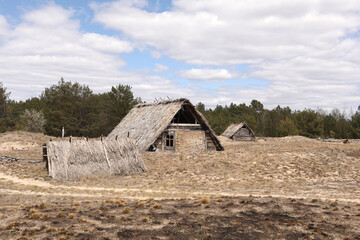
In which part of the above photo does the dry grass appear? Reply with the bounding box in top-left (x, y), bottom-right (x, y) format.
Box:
top-left (200, 196), bottom-right (210, 204)
top-left (71, 201), bottom-right (81, 206)
top-left (226, 201), bottom-right (235, 206)
top-left (136, 201), bottom-right (144, 208)
top-left (1, 132), bottom-right (360, 239)
top-left (152, 202), bottom-right (162, 209)
top-left (122, 207), bottom-right (131, 214)
top-left (1, 132), bottom-right (360, 202)
top-left (141, 216), bottom-right (150, 222)
top-left (1, 195), bottom-right (360, 239)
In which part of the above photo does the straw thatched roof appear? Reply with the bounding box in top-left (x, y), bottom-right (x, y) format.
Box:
top-left (47, 138), bottom-right (146, 180)
top-left (222, 122), bottom-right (256, 139)
top-left (107, 98), bottom-right (223, 151)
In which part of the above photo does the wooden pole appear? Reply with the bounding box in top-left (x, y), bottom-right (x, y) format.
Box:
top-left (42, 144), bottom-right (48, 171)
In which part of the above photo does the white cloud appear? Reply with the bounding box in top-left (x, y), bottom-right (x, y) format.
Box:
top-left (0, 15), bottom-right (9, 37)
top-left (22, 3), bottom-right (76, 27)
top-left (1, 1), bottom-right (360, 112)
top-left (92, 0), bottom-right (360, 65)
top-left (154, 63), bottom-right (169, 73)
top-left (80, 33), bottom-right (133, 53)
top-left (0, 4), bottom-right (137, 100)
top-left (0, 3), bottom-right (197, 107)
top-left (132, 75), bottom-right (194, 100)
top-left (91, 0), bottom-right (360, 111)
top-left (179, 68), bottom-right (233, 81)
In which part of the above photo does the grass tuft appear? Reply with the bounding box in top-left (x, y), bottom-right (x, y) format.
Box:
top-left (57, 212), bottom-right (65, 218)
top-left (152, 202), bottom-right (162, 209)
top-left (141, 216), bottom-right (150, 222)
top-left (200, 197), bottom-right (210, 204)
top-left (122, 207), bottom-right (131, 214)
top-left (39, 203), bottom-right (46, 209)
top-left (226, 201), bottom-right (235, 206)
top-left (71, 201), bottom-right (81, 206)
top-left (136, 201), bottom-right (144, 208)
top-left (203, 233), bottom-right (212, 239)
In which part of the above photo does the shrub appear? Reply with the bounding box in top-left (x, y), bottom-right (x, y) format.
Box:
top-left (19, 109), bottom-right (46, 133)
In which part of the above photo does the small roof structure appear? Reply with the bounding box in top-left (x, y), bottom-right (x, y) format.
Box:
top-left (222, 122), bottom-right (256, 141)
top-left (47, 138), bottom-right (146, 180)
top-left (107, 98), bottom-right (224, 151)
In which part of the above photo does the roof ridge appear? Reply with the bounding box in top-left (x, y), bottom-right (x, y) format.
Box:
top-left (135, 98), bottom-right (189, 108)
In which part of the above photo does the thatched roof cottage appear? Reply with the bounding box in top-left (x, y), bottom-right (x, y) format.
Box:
top-left (222, 122), bottom-right (256, 141)
top-left (107, 99), bottom-right (224, 152)
top-left (47, 138), bottom-right (146, 180)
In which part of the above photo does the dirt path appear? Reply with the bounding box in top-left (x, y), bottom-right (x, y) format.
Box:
top-left (2, 172), bottom-right (360, 204)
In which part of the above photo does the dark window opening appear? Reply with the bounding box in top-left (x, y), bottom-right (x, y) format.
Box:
top-left (166, 134), bottom-right (174, 147)
top-left (171, 106), bottom-right (196, 123)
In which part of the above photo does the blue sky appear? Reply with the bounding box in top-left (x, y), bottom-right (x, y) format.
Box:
top-left (0, 0), bottom-right (359, 112)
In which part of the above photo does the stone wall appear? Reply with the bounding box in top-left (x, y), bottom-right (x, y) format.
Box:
top-left (175, 130), bottom-right (206, 153)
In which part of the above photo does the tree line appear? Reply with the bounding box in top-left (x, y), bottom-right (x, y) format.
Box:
top-left (0, 79), bottom-right (359, 139)
top-left (196, 100), bottom-right (360, 139)
top-left (0, 78), bottom-right (139, 137)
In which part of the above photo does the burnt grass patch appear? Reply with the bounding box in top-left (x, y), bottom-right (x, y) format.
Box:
top-left (1, 196), bottom-right (360, 240)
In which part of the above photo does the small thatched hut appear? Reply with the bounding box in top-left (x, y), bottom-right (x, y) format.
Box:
top-left (47, 138), bottom-right (146, 180)
top-left (107, 98), bottom-right (224, 152)
top-left (222, 122), bottom-right (256, 141)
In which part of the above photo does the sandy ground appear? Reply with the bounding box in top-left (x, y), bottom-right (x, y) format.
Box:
top-left (0, 131), bottom-right (360, 239)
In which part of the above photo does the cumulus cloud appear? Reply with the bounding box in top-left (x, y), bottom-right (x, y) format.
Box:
top-left (80, 33), bottom-right (133, 53)
top-left (131, 75), bottom-right (194, 100)
top-left (22, 3), bottom-right (75, 27)
top-left (0, 3), bottom-right (195, 106)
top-left (2, 1), bottom-right (360, 112)
top-left (154, 63), bottom-right (169, 73)
top-left (0, 15), bottom-right (9, 37)
top-left (92, 0), bottom-right (360, 65)
top-left (91, 0), bottom-right (360, 111)
top-left (0, 4), bottom-right (138, 100)
top-left (179, 68), bottom-right (233, 81)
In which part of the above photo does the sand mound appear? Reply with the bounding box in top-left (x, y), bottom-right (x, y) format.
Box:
top-left (262, 135), bottom-right (317, 143)
top-left (0, 131), bottom-right (52, 151)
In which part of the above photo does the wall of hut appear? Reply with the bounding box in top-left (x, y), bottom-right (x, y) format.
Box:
top-left (150, 123), bottom-right (214, 152)
top-left (205, 131), bottom-right (216, 150)
top-left (175, 130), bottom-right (205, 153)
top-left (232, 127), bottom-right (256, 141)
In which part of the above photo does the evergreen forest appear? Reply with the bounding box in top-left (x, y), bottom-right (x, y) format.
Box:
top-left (0, 79), bottom-right (359, 139)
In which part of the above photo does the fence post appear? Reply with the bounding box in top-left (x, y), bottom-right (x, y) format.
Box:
top-left (42, 143), bottom-right (48, 171)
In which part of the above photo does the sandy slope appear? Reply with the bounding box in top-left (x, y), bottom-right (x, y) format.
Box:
top-left (1, 132), bottom-right (360, 200)
top-left (1, 131), bottom-right (360, 239)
